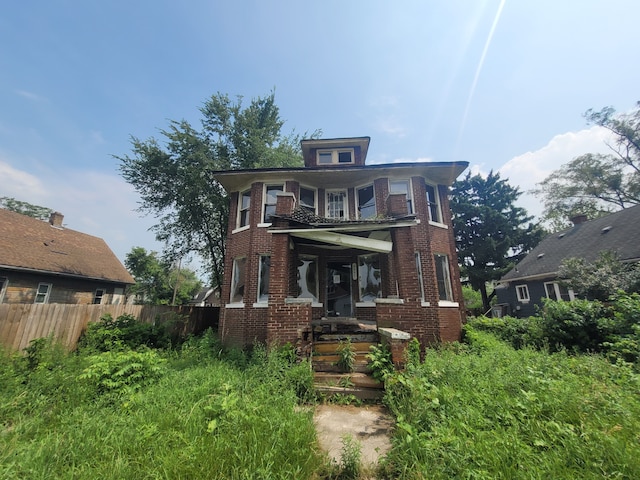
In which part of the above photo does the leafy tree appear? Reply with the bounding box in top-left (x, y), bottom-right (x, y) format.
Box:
top-left (0, 197), bottom-right (54, 220)
top-left (125, 247), bottom-right (201, 305)
top-left (451, 171), bottom-right (544, 312)
top-left (558, 250), bottom-right (640, 301)
top-left (116, 91), bottom-right (317, 286)
top-left (534, 102), bottom-right (640, 230)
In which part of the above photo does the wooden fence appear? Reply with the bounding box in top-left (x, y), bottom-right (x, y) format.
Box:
top-left (0, 304), bottom-right (219, 352)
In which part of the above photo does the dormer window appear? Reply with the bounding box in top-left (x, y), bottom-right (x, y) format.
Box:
top-left (317, 149), bottom-right (354, 165)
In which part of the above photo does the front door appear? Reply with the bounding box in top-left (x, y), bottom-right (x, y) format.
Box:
top-left (326, 262), bottom-right (352, 317)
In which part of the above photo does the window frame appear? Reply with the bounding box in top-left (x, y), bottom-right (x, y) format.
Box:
top-left (34, 282), bottom-right (52, 304)
top-left (93, 288), bottom-right (105, 305)
top-left (415, 252), bottom-right (428, 305)
top-left (261, 184), bottom-right (284, 225)
top-left (425, 183), bottom-right (444, 224)
top-left (515, 284), bottom-right (530, 303)
top-left (299, 185), bottom-right (317, 214)
top-left (389, 178), bottom-right (414, 214)
top-left (236, 189), bottom-right (252, 230)
top-left (325, 189), bottom-right (349, 220)
top-left (357, 253), bottom-right (381, 303)
top-left (356, 183), bottom-right (376, 219)
top-left (0, 276), bottom-right (7, 303)
top-left (316, 148), bottom-right (355, 165)
top-left (296, 254), bottom-right (319, 302)
top-left (544, 281), bottom-right (575, 302)
top-left (434, 253), bottom-right (455, 304)
top-left (229, 257), bottom-right (247, 305)
top-left (256, 254), bottom-right (271, 304)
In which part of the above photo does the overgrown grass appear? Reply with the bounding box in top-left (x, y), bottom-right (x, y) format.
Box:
top-left (379, 330), bottom-right (640, 479)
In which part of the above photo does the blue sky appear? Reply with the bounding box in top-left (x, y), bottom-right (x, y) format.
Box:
top-left (1, 0), bottom-right (638, 274)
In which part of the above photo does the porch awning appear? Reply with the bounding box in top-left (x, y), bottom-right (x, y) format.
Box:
top-left (287, 230), bottom-right (393, 253)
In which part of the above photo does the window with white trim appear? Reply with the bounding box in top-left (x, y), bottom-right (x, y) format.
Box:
top-left (35, 283), bottom-right (52, 304)
top-left (230, 257), bottom-right (247, 303)
top-left (357, 184), bottom-right (376, 219)
top-left (516, 284), bottom-right (530, 302)
top-left (296, 255), bottom-right (318, 302)
top-left (238, 190), bottom-right (251, 228)
top-left (544, 282), bottom-right (575, 302)
top-left (326, 190), bottom-right (348, 220)
top-left (0, 276), bottom-right (7, 303)
top-left (299, 186), bottom-right (316, 214)
top-left (434, 254), bottom-right (453, 301)
top-left (257, 255), bottom-right (270, 303)
top-left (415, 252), bottom-right (426, 302)
top-left (317, 149), bottom-right (354, 165)
top-left (262, 184), bottom-right (284, 223)
top-left (358, 254), bottom-right (381, 301)
top-left (389, 179), bottom-right (413, 214)
top-left (425, 184), bottom-right (443, 223)
top-left (112, 287), bottom-right (124, 305)
top-left (93, 289), bottom-right (105, 304)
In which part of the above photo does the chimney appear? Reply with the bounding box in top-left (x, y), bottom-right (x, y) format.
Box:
top-left (49, 211), bottom-right (64, 227)
top-left (569, 214), bottom-right (588, 226)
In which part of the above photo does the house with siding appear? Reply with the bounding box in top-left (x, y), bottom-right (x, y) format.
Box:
top-left (212, 136), bottom-right (468, 351)
top-left (0, 209), bottom-right (134, 305)
top-left (496, 205), bottom-right (640, 317)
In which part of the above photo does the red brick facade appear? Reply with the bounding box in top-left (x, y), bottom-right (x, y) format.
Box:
top-left (214, 137), bottom-right (468, 350)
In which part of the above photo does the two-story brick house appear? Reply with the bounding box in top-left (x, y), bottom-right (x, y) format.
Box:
top-left (212, 136), bottom-right (468, 349)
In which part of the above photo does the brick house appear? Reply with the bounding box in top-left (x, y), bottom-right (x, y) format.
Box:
top-left (0, 209), bottom-right (134, 305)
top-left (212, 136), bottom-right (468, 350)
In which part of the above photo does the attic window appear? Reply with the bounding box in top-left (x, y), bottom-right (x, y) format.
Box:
top-left (317, 149), bottom-right (354, 165)
top-left (601, 226), bottom-right (612, 234)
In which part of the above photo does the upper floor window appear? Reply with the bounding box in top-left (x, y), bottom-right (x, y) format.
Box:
top-left (238, 190), bottom-right (251, 228)
top-left (263, 184), bottom-right (284, 223)
top-left (357, 184), bottom-right (376, 219)
top-left (389, 179), bottom-right (413, 214)
top-left (300, 186), bottom-right (316, 214)
top-left (425, 184), bottom-right (443, 223)
top-left (35, 283), bottom-right (52, 304)
top-left (326, 190), bottom-right (348, 220)
top-left (93, 289), bottom-right (105, 304)
top-left (317, 149), bottom-right (354, 165)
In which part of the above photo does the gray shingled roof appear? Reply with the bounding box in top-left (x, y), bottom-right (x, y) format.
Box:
top-left (500, 205), bottom-right (640, 282)
top-left (0, 209), bottom-right (135, 284)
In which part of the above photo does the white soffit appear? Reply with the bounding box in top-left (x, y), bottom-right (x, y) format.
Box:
top-left (289, 230), bottom-right (393, 253)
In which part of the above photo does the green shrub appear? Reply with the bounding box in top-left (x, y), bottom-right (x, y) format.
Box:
top-left (78, 348), bottom-right (166, 396)
top-left (78, 313), bottom-right (172, 352)
top-left (367, 343), bottom-right (394, 382)
top-left (336, 338), bottom-right (356, 373)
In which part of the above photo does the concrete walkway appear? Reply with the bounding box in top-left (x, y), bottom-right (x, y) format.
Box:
top-left (313, 404), bottom-right (394, 468)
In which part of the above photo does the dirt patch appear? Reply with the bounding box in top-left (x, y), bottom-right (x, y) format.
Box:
top-left (313, 404), bottom-right (394, 467)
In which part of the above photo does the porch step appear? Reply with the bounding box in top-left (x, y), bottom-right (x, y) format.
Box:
top-left (316, 333), bottom-right (378, 343)
top-left (313, 372), bottom-right (384, 401)
top-left (311, 340), bottom-right (375, 373)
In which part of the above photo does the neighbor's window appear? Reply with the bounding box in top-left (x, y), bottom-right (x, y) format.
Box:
top-left (434, 254), bottom-right (453, 301)
top-left (296, 255), bottom-right (318, 302)
top-left (112, 287), bottom-right (124, 305)
top-left (389, 179), bottom-right (413, 214)
top-left (262, 184), bottom-right (284, 223)
top-left (357, 184), bottom-right (376, 219)
top-left (230, 257), bottom-right (247, 303)
top-left (544, 282), bottom-right (574, 302)
top-left (93, 289), bottom-right (105, 304)
top-left (425, 184), bottom-right (442, 223)
top-left (238, 190), bottom-right (251, 228)
top-left (317, 149), bottom-right (354, 165)
top-left (300, 186), bottom-right (316, 214)
top-left (0, 276), bottom-right (7, 303)
top-left (415, 252), bottom-right (426, 302)
top-left (358, 254), bottom-right (381, 301)
top-left (257, 255), bottom-right (270, 303)
top-left (516, 284), bottom-right (530, 302)
top-left (326, 191), bottom-right (348, 220)
top-left (34, 283), bottom-right (52, 304)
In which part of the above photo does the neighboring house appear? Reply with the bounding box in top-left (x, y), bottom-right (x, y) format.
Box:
top-left (0, 209), bottom-right (135, 305)
top-left (212, 136), bottom-right (468, 348)
top-left (190, 286), bottom-right (221, 307)
top-left (496, 205), bottom-right (640, 317)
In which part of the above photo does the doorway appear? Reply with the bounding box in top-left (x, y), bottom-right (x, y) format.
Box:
top-left (326, 261), bottom-right (353, 317)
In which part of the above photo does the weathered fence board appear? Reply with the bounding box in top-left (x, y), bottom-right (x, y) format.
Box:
top-left (0, 304), bottom-right (219, 352)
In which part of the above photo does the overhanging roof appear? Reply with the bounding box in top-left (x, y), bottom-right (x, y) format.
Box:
top-left (287, 230), bottom-right (393, 253)
top-left (212, 161), bottom-right (469, 193)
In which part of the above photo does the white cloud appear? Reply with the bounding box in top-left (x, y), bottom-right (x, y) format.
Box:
top-left (495, 126), bottom-right (615, 219)
top-left (15, 89), bottom-right (45, 102)
top-left (0, 158), bottom-right (46, 198)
